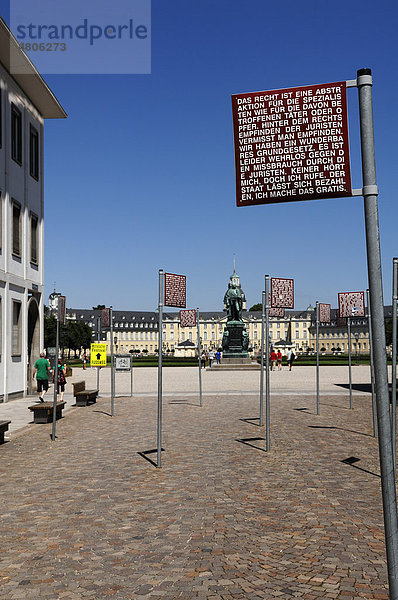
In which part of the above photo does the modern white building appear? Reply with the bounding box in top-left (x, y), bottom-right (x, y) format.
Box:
top-left (0, 19), bottom-right (66, 401)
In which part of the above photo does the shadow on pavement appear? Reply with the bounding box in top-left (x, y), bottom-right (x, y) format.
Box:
top-left (168, 400), bottom-right (201, 407)
top-left (335, 382), bottom-right (372, 393)
top-left (341, 456), bottom-right (380, 478)
top-left (138, 448), bottom-right (164, 467)
top-left (236, 437), bottom-right (267, 452)
top-left (240, 417), bottom-right (261, 426)
top-left (308, 424), bottom-right (374, 438)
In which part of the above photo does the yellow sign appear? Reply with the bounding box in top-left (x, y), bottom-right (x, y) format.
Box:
top-left (90, 343), bottom-right (107, 366)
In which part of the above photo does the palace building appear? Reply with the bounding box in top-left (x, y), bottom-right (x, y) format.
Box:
top-left (66, 304), bottom-right (384, 358)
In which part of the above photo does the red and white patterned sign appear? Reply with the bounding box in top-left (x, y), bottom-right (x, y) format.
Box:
top-left (268, 294), bottom-right (285, 317)
top-left (338, 291), bottom-right (365, 318)
top-left (101, 308), bottom-right (110, 327)
top-left (319, 303), bottom-right (331, 323)
top-left (179, 309), bottom-right (196, 328)
top-left (164, 273), bottom-right (186, 308)
top-left (270, 278), bottom-right (294, 309)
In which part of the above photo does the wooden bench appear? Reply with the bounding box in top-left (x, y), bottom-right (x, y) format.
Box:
top-left (28, 402), bottom-right (65, 424)
top-left (72, 381), bottom-right (98, 406)
top-left (0, 420), bottom-right (11, 443)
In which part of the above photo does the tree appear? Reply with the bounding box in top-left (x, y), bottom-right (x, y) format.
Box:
top-left (92, 304), bottom-right (106, 310)
top-left (385, 318), bottom-right (395, 348)
top-left (66, 321), bottom-right (93, 357)
top-left (249, 303), bottom-right (262, 311)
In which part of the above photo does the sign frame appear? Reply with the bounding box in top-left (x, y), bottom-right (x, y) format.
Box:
top-left (270, 278), bottom-right (295, 309)
top-left (232, 81), bottom-right (352, 207)
top-left (338, 291), bottom-right (366, 318)
top-left (164, 272), bottom-right (186, 308)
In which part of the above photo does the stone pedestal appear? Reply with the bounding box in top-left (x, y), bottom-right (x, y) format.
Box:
top-left (222, 322), bottom-right (250, 359)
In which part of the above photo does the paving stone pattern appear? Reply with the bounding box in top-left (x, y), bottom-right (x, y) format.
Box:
top-left (0, 390), bottom-right (389, 599)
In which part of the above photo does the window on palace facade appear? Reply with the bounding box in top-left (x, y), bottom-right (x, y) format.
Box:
top-left (29, 125), bottom-right (39, 180)
top-left (30, 213), bottom-right (38, 265)
top-left (11, 104), bottom-right (22, 165)
top-left (12, 201), bottom-right (21, 257)
top-left (12, 300), bottom-right (22, 355)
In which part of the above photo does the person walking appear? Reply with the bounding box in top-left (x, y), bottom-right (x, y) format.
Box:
top-left (56, 358), bottom-right (67, 403)
top-left (269, 349), bottom-right (277, 371)
top-left (276, 350), bottom-right (283, 371)
top-left (215, 350), bottom-right (221, 365)
top-left (201, 352), bottom-right (206, 369)
top-left (32, 352), bottom-right (52, 402)
top-left (287, 349), bottom-right (295, 371)
top-left (209, 350), bottom-right (215, 368)
top-left (82, 352), bottom-right (87, 370)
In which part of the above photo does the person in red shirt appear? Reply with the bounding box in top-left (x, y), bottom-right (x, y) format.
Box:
top-left (276, 350), bottom-right (283, 370)
top-left (269, 349), bottom-right (277, 371)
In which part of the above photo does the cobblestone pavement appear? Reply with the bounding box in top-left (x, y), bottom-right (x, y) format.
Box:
top-left (0, 388), bottom-right (389, 599)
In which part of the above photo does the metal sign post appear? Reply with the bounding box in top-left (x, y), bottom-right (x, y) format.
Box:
top-left (316, 303), bottom-right (331, 416)
top-left (367, 289), bottom-right (377, 437)
top-left (110, 306), bottom-right (114, 416)
top-left (131, 355), bottom-right (133, 398)
top-left (357, 68), bottom-right (398, 598)
top-left (259, 290), bottom-right (265, 427)
top-left (338, 292), bottom-right (366, 411)
top-left (265, 276), bottom-right (270, 451)
top-left (347, 317), bottom-right (353, 410)
top-left (316, 302), bottom-right (320, 415)
top-left (51, 295), bottom-right (65, 442)
top-left (196, 309), bottom-right (202, 407)
top-left (97, 316), bottom-right (101, 394)
top-left (51, 315), bottom-right (60, 442)
top-left (392, 259), bottom-right (398, 470)
top-left (157, 270), bottom-right (164, 468)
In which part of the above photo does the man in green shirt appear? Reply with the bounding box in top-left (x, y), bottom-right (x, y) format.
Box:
top-left (32, 352), bottom-right (52, 402)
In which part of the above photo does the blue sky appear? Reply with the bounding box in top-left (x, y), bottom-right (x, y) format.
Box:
top-left (3, 0), bottom-right (398, 311)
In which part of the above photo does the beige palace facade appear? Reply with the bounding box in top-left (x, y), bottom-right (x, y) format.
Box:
top-left (66, 305), bottom-right (384, 357)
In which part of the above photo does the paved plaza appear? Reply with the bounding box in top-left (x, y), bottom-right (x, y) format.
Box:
top-left (0, 365), bottom-right (391, 599)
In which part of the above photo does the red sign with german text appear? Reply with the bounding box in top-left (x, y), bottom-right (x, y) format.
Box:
top-left (319, 303), bottom-right (331, 323)
top-left (270, 278), bottom-right (294, 309)
top-left (338, 292), bottom-right (365, 318)
top-left (164, 273), bottom-right (186, 308)
top-left (232, 81), bottom-right (352, 206)
top-left (180, 309), bottom-right (196, 327)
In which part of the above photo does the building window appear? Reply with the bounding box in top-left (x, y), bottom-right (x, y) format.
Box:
top-left (30, 213), bottom-right (38, 264)
top-left (29, 125), bottom-right (39, 180)
top-left (12, 300), bottom-right (22, 355)
top-left (11, 104), bottom-right (22, 165)
top-left (12, 201), bottom-right (21, 257)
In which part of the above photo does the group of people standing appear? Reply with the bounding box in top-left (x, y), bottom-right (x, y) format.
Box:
top-left (269, 348), bottom-right (295, 371)
top-left (201, 350), bottom-right (222, 368)
top-left (32, 352), bottom-right (67, 403)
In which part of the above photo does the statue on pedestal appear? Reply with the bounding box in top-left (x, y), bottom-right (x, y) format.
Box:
top-left (222, 269), bottom-right (249, 359)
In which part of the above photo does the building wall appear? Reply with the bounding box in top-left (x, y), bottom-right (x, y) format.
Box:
top-left (0, 63), bottom-right (44, 400)
top-left (70, 308), bottom-right (372, 358)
